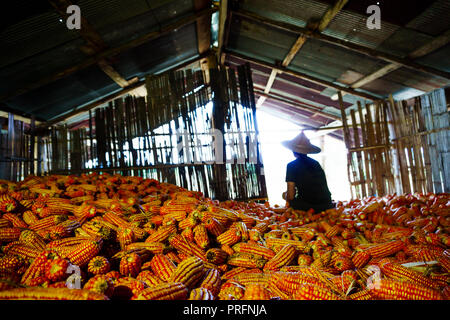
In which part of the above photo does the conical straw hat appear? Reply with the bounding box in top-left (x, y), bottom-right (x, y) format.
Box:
top-left (281, 131), bottom-right (321, 154)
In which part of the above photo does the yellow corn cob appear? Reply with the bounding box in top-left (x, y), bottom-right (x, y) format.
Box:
top-left (149, 254), bottom-right (177, 282)
top-left (22, 210), bottom-right (39, 225)
top-left (0, 287), bottom-right (109, 300)
top-left (265, 237), bottom-right (310, 253)
top-left (231, 272), bottom-right (271, 288)
top-left (65, 239), bottom-right (102, 267)
top-left (0, 227), bottom-right (22, 242)
top-left (206, 248), bottom-right (229, 265)
top-left (369, 278), bottom-right (443, 300)
top-left (216, 228), bottom-right (241, 246)
top-left (188, 287), bottom-right (215, 300)
top-left (380, 261), bottom-right (441, 289)
top-left (242, 284), bottom-right (271, 300)
top-left (200, 268), bottom-right (222, 296)
top-left (346, 289), bottom-right (373, 300)
top-left (264, 244), bottom-right (297, 271)
top-left (193, 224), bottom-right (210, 249)
top-left (134, 282), bottom-right (188, 300)
top-left (232, 242), bottom-right (276, 260)
top-left (125, 242), bottom-right (167, 255)
top-left (2, 213), bottom-right (28, 228)
top-left (169, 256), bottom-right (204, 289)
top-left (292, 283), bottom-right (342, 300)
top-left (227, 252), bottom-right (267, 269)
top-left (145, 224), bottom-right (177, 243)
top-left (137, 270), bottom-right (164, 287)
top-left (18, 230), bottom-right (46, 251)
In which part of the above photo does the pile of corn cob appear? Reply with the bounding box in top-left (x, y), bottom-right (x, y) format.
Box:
top-left (0, 173), bottom-right (448, 300)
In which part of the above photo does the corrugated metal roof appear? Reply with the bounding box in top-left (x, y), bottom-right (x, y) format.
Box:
top-left (406, 0), bottom-right (450, 36)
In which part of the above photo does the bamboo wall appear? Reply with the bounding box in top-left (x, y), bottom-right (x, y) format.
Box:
top-left (41, 64), bottom-right (267, 201)
top-left (342, 88), bottom-right (449, 199)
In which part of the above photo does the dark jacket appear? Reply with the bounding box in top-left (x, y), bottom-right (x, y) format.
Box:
top-left (285, 154), bottom-right (333, 212)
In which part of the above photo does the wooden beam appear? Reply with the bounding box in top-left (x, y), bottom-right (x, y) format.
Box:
top-left (48, 0), bottom-right (133, 88)
top-left (0, 7), bottom-right (217, 103)
top-left (39, 52), bottom-right (211, 128)
top-left (225, 49), bottom-right (380, 101)
top-left (233, 9), bottom-right (450, 81)
top-left (317, 0), bottom-right (349, 32)
top-left (194, 0), bottom-right (212, 54)
top-left (216, 0), bottom-right (228, 64)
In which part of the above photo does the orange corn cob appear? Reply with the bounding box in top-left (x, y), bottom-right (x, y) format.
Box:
top-left (181, 227), bottom-right (195, 242)
top-left (19, 230), bottom-right (46, 251)
top-left (325, 225), bottom-right (342, 238)
top-left (206, 248), bottom-right (229, 265)
top-left (83, 274), bottom-right (114, 297)
top-left (21, 250), bottom-right (60, 285)
top-left (137, 270), bottom-right (164, 287)
top-left (365, 239), bottom-right (405, 258)
top-left (65, 239), bottom-right (102, 267)
top-left (2, 213), bottom-right (28, 228)
top-left (253, 222), bottom-right (270, 234)
top-left (125, 242), bottom-right (167, 255)
top-left (29, 215), bottom-right (68, 231)
top-left (165, 251), bottom-right (182, 264)
top-left (0, 287), bottom-right (109, 300)
top-left (169, 256), bottom-right (204, 289)
top-left (352, 250), bottom-right (371, 268)
top-left (221, 244), bottom-right (235, 256)
top-left (233, 242), bottom-right (276, 260)
top-left (119, 252), bottom-right (142, 277)
top-left (193, 224), bottom-right (210, 249)
top-left (218, 281), bottom-right (245, 300)
top-left (0, 254), bottom-right (26, 273)
top-left (0, 227), bottom-right (22, 242)
top-left (189, 287), bottom-right (215, 300)
top-left (233, 221), bottom-right (249, 241)
top-left (149, 254), bottom-right (177, 282)
top-left (333, 256), bottom-right (354, 272)
top-left (297, 254), bottom-right (313, 266)
top-left (0, 218), bottom-right (12, 228)
top-left (3, 242), bottom-right (41, 260)
top-left (200, 268), bottom-right (222, 296)
top-left (22, 210), bottom-right (39, 225)
top-left (227, 252), bottom-right (267, 269)
top-left (46, 236), bottom-right (92, 249)
top-left (380, 261), bottom-right (441, 289)
top-left (80, 220), bottom-right (115, 240)
top-left (145, 224), bottom-right (177, 243)
top-left (369, 278), bottom-right (443, 300)
top-left (0, 194), bottom-right (17, 212)
top-left (178, 215), bottom-right (199, 229)
top-left (265, 237), bottom-right (310, 253)
top-left (264, 244), bottom-right (297, 271)
top-left (242, 284), bottom-right (272, 300)
top-left (117, 227), bottom-right (136, 250)
top-left (203, 217), bottom-right (225, 237)
top-left (270, 271), bottom-right (326, 295)
top-left (134, 282), bottom-right (188, 300)
top-left (216, 228), bottom-right (241, 246)
top-left (346, 289), bottom-right (373, 300)
top-left (231, 272), bottom-right (270, 288)
top-left (438, 257), bottom-right (450, 273)
top-left (292, 283), bottom-right (342, 300)
top-left (87, 256), bottom-right (111, 275)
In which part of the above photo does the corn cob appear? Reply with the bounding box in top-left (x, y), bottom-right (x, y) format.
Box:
top-left (206, 248), bottom-right (229, 265)
top-left (65, 239), bottom-right (102, 267)
top-left (217, 228), bottom-right (241, 246)
top-left (346, 289), bottom-right (373, 300)
top-left (145, 224), bottom-right (177, 243)
top-left (297, 254), bottom-right (313, 266)
top-left (21, 250), bottom-right (60, 285)
top-left (0, 227), bottom-right (23, 242)
top-left (189, 287), bottom-right (215, 300)
top-left (242, 284), bottom-right (272, 300)
top-left (81, 220), bottom-right (115, 240)
top-left (270, 271), bottom-right (326, 295)
top-left (292, 283), bottom-right (342, 300)
top-left (200, 268), bottom-right (222, 296)
top-left (232, 272), bottom-right (271, 288)
top-left (137, 270), bottom-right (164, 287)
top-left (0, 218), bottom-right (12, 228)
top-left (165, 251), bottom-right (182, 264)
top-left (233, 221), bottom-right (249, 241)
top-left (380, 261), bottom-right (441, 289)
top-left (119, 252), bottom-right (142, 277)
top-left (83, 274), bottom-right (115, 297)
top-left (0, 254), bottom-right (26, 274)
top-left (233, 242), bottom-right (276, 260)
top-left (369, 278), bottom-right (443, 300)
top-left (264, 244), bottom-right (297, 271)
top-left (125, 242), bottom-right (167, 255)
top-left (325, 225), bottom-right (342, 238)
top-left (169, 256), bottom-right (204, 289)
top-left (87, 256), bottom-right (110, 275)
top-left (218, 281), bottom-right (245, 300)
top-left (227, 252), bottom-right (267, 269)
top-left (0, 287), bottom-right (109, 300)
top-left (19, 230), bottom-right (46, 251)
top-left (365, 239), bottom-right (405, 258)
top-left (117, 227), bottom-right (136, 250)
top-left (180, 227), bottom-right (195, 242)
top-left (193, 224), bottom-right (210, 249)
top-left (265, 237), bottom-right (310, 253)
top-left (203, 217), bottom-right (225, 237)
top-left (333, 256), bottom-right (354, 272)
top-left (45, 257), bottom-right (69, 282)
top-left (221, 244), bottom-right (235, 256)
top-left (352, 250), bottom-right (371, 268)
top-left (438, 257), bottom-right (450, 273)
top-left (0, 194), bottom-right (17, 212)
top-left (134, 282), bottom-right (188, 300)
top-left (3, 242), bottom-right (41, 260)
top-left (178, 215), bottom-right (199, 229)
top-left (2, 213), bottom-right (28, 228)
top-left (149, 254), bottom-right (177, 282)
top-left (29, 215), bottom-right (68, 231)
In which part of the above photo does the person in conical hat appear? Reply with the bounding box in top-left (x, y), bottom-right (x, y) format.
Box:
top-left (281, 131), bottom-right (334, 213)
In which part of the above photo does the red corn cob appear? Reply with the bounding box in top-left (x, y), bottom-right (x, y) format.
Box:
top-left (199, 268), bottom-right (222, 296)
top-left (369, 278), bottom-right (443, 300)
top-left (216, 228), bottom-right (241, 246)
top-left (169, 256), bottom-right (205, 289)
top-left (19, 230), bottom-right (46, 251)
top-left (65, 239), bottom-right (102, 267)
top-left (21, 250), bottom-right (60, 285)
top-left (233, 221), bottom-right (249, 241)
top-left (0, 287), bottom-right (109, 300)
top-left (125, 242), bottom-right (167, 255)
top-left (297, 254), bottom-right (313, 266)
top-left (117, 227), bottom-right (136, 250)
top-left (233, 242), bottom-right (276, 260)
top-left (149, 254), bottom-right (177, 282)
top-left (181, 227), bottom-right (195, 242)
top-left (29, 215), bottom-right (68, 231)
top-left (270, 271), bottom-right (326, 295)
top-left (203, 217), bottom-right (225, 237)
top-left (292, 283), bottom-right (342, 300)
top-left (134, 282), bottom-right (188, 300)
top-left (206, 248), bottom-right (229, 265)
top-left (380, 261), bottom-right (441, 289)
top-left (87, 256), bottom-right (111, 275)
top-left (0, 218), bottom-right (12, 228)
top-left (2, 213), bottom-right (28, 228)
top-left (0, 227), bottom-right (22, 242)
top-left (189, 287), bottom-right (215, 300)
top-left (221, 267), bottom-right (248, 280)
top-left (438, 257), bottom-right (450, 273)
top-left (333, 256), bottom-right (354, 272)
top-left (119, 252), bottom-right (142, 277)
top-left (365, 239), bottom-right (405, 258)
top-left (346, 289), bottom-right (373, 300)
top-left (137, 270), bottom-right (164, 287)
top-left (352, 250), bottom-right (371, 268)
top-left (264, 244), bottom-right (297, 271)
top-left (3, 242), bottom-right (42, 260)
top-left (0, 194), bottom-right (17, 212)
top-left (145, 224), bottom-right (177, 243)
top-left (45, 258), bottom-right (69, 282)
